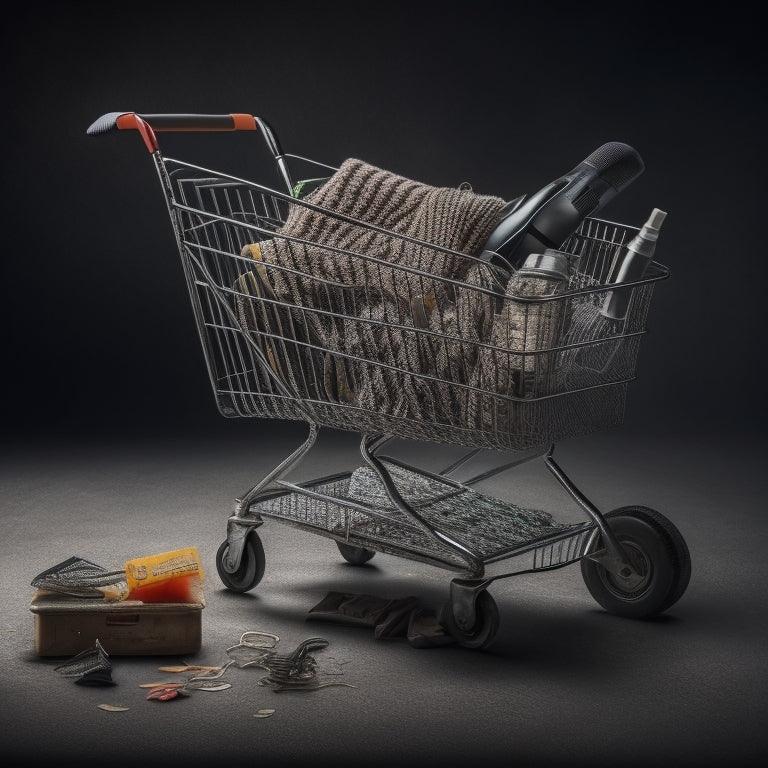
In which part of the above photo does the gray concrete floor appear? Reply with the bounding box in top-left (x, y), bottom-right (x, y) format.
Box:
top-left (1, 425), bottom-right (766, 768)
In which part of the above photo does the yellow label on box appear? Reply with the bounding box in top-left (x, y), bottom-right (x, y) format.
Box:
top-left (124, 547), bottom-right (203, 592)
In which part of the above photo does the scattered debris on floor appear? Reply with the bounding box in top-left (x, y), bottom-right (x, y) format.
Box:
top-left (157, 664), bottom-right (221, 674)
top-left (307, 591), bottom-right (456, 648)
top-left (144, 660), bottom-right (235, 701)
top-left (49, 627), bottom-right (356, 708)
top-left (54, 638), bottom-right (115, 687)
top-left (226, 632), bottom-right (356, 691)
top-left (146, 686), bottom-right (190, 702)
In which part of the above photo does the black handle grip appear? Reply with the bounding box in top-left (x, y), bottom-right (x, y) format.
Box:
top-left (86, 112), bottom-right (258, 136)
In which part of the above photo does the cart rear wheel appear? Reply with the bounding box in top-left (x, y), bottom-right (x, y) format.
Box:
top-left (336, 541), bottom-right (376, 565)
top-left (216, 533), bottom-right (266, 593)
top-left (440, 589), bottom-right (499, 650)
top-left (581, 506), bottom-right (691, 619)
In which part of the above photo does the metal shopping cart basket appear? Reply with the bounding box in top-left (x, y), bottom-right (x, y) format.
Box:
top-left (87, 112), bottom-right (690, 649)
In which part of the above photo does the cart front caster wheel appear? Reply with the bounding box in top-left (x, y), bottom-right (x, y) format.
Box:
top-left (336, 541), bottom-right (376, 565)
top-left (581, 505), bottom-right (691, 619)
top-left (440, 589), bottom-right (499, 650)
top-left (216, 533), bottom-right (266, 593)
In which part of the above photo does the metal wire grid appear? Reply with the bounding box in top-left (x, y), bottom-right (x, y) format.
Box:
top-left (162, 159), bottom-right (666, 452)
top-left (254, 460), bottom-right (588, 572)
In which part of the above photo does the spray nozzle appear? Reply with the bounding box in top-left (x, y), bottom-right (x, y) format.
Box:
top-left (637, 208), bottom-right (667, 242)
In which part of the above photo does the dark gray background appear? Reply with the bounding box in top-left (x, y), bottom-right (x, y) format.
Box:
top-left (2, 2), bottom-right (766, 767)
top-left (2, 0), bottom-right (764, 443)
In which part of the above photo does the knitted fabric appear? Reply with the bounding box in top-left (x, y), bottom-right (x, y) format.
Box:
top-left (237, 159), bottom-right (506, 424)
top-left (261, 158), bottom-right (506, 297)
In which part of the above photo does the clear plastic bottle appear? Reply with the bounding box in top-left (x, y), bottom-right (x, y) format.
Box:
top-left (485, 249), bottom-right (571, 398)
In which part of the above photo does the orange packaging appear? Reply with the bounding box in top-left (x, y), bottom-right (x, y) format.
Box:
top-left (124, 547), bottom-right (205, 606)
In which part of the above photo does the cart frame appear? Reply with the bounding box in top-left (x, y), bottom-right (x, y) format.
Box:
top-left (87, 112), bottom-right (690, 648)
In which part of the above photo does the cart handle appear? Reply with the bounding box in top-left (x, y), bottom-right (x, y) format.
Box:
top-left (87, 111), bottom-right (266, 149)
top-left (87, 111), bottom-right (291, 192)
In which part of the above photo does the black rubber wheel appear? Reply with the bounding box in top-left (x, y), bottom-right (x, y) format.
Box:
top-left (581, 505), bottom-right (691, 619)
top-left (216, 533), bottom-right (266, 593)
top-left (440, 589), bottom-right (499, 650)
top-left (336, 541), bottom-right (376, 565)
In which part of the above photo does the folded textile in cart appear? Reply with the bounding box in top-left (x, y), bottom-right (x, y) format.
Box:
top-left (253, 157), bottom-right (506, 292)
top-left (233, 158), bottom-right (599, 437)
top-left (235, 158), bottom-right (507, 420)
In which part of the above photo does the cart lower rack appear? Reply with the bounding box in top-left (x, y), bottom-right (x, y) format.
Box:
top-left (87, 112), bottom-right (691, 648)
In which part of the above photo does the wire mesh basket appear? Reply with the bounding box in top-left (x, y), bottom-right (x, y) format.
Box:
top-left (168, 162), bottom-right (667, 452)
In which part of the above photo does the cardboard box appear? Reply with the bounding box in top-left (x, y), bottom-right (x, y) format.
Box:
top-left (30, 590), bottom-right (203, 657)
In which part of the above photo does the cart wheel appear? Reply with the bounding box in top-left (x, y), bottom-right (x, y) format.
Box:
top-left (216, 533), bottom-right (266, 593)
top-left (440, 589), bottom-right (499, 650)
top-left (336, 541), bottom-right (376, 565)
top-left (581, 505), bottom-right (691, 619)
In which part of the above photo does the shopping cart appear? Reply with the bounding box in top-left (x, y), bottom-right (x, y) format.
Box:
top-left (87, 112), bottom-right (690, 649)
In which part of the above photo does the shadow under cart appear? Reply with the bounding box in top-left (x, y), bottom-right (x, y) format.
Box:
top-left (216, 424), bottom-right (691, 650)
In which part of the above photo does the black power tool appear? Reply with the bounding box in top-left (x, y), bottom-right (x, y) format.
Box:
top-left (481, 141), bottom-right (645, 274)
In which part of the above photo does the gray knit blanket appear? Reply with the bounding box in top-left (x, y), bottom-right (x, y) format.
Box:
top-left (236, 158), bottom-right (508, 423)
top-left (262, 158), bottom-right (504, 292)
